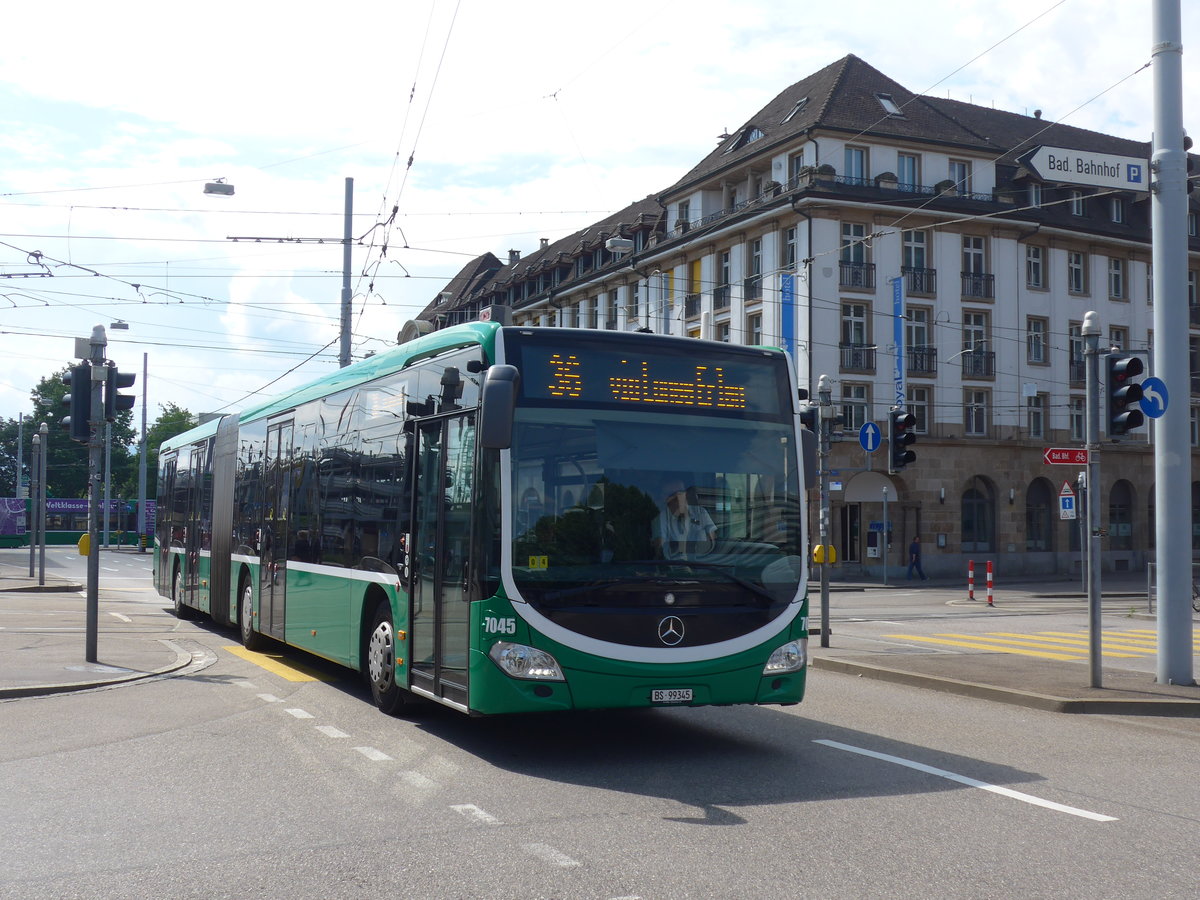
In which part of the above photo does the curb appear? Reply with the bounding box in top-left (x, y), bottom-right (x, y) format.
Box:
top-left (0, 582), bottom-right (85, 594)
top-left (811, 656), bottom-right (1200, 718)
top-left (0, 639), bottom-right (198, 701)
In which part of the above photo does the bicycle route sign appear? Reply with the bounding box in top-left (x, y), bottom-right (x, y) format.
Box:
top-left (1044, 447), bottom-right (1088, 465)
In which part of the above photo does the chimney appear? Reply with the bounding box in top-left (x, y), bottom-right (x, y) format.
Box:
top-left (1033, 109), bottom-right (1042, 119)
top-left (508, 249), bottom-right (521, 265)
top-left (540, 238), bottom-right (549, 250)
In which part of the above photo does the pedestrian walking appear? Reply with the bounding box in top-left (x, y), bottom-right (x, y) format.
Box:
top-left (906, 535), bottom-right (928, 581)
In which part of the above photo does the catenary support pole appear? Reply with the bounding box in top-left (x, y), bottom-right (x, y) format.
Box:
top-left (817, 374), bottom-right (832, 648)
top-left (86, 325), bottom-right (107, 663)
top-left (339, 177), bottom-right (354, 368)
top-left (1151, 0), bottom-right (1194, 685)
top-left (1083, 311), bottom-right (1102, 688)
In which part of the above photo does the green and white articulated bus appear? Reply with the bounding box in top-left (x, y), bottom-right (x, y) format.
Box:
top-left (155, 321), bottom-right (812, 716)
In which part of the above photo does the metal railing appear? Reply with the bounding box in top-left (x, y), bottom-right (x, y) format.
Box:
top-left (839, 261), bottom-right (876, 289)
top-left (713, 285), bottom-right (731, 310)
top-left (961, 272), bottom-right (995, 299)
top-left (961, 350), bottom-right (996, 378)
top-left (743, 276), bottom-right (763, 301)
top-left (906, 346), bottom-right (938, 376)
top-left (902, 266), bottom-right (937, 295)
top-left (839, 343), bottom-right (876, 371)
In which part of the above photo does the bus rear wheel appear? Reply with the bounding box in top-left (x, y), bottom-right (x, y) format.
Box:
top-left (366, 603), bottom-right (407, 716)
top-left (172, 569), bottom-right (196, 620)
top-left (239, 576), bottom-right (264, 651)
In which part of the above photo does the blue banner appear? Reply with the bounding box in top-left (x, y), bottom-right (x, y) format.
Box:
top-left (780, 273), bottom-right (795, 361)
top-left (892, 276), bottom-right (905, 407)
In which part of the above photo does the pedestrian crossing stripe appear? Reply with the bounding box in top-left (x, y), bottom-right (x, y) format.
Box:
top-left (882, 630), bottom-right (1200, 661)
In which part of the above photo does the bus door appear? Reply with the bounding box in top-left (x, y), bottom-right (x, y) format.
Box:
top-left (261, 419), bottom-right (294, 640)
top-left (183, 446), bottom-right (204, 603)
top-left (409, 411), bottom-right (475, 708)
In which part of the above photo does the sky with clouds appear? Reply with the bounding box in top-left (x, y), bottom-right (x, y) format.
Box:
top-left (1, 0), bottom-right (1194, 431)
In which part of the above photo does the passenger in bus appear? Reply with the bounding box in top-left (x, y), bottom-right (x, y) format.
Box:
top-left (653, 478), bottom-right (717, 561)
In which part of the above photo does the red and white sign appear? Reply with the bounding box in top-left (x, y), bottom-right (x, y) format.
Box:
top-left (1044, 447), bottom-right (1088, 465)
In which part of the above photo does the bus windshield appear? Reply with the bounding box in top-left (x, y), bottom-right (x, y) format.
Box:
top-left (508, 405), bottom-right (805, 646)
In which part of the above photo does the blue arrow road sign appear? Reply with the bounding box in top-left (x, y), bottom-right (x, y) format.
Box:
top-left (1139, 376), bottom-right (1168, 419)
top-left (859, 422), bottom-right (881, 453)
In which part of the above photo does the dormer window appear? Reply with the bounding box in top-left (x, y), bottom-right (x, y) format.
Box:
top-left (875, 92), bottom-right (904, 117)
top-left (723, 125), bottom-right (766, 154)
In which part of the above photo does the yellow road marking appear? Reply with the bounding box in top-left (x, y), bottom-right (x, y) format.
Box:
top-left (883, 634), bottom-right (1082, 661)
top-left (939, 633), bottom-right (1141, 658)
top-left (222, 645), bottom-right (334, 682)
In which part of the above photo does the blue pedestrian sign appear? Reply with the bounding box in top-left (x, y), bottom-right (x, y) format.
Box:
top-left (859, 421), bottom-right (881, 453)
top-left (1139, 376), bottom-right (1168, 419)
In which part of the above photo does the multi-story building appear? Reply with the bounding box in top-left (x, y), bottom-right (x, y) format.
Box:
top-left (420, 54), bottom-right (1198, 579)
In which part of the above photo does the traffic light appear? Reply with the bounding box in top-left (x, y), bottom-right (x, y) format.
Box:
top-left (1105, 354), bottom-right (1144, 437)
top-left (798, 405), bottom-right (817, 430)
top-left (104, 364), bottom-right (136, 422)
top-left (1185, 134), bottom-right (1194, 194)
top-left (61, 364), bottom-right (91, 443)
top-left (888, 406), bottom-right (916, 474)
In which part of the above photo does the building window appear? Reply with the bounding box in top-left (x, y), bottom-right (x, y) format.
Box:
top-left (949, 159), bottom-right (973, 194)
top-left (897, 153), bottom-right (920, 192)
top-left (1026, 245), bottom-right (1045, 289)
top-left (1070, 190), bottom-right (1086, 216)
top-left (746, 312), bottom-right (763, 344)
top-left (1026, 480), bottom-right (1054, 552)
top-left (1070, 396), bottom-right (1085, 442)
top-left (876, 92), bottom-right (903, 116)
top-left (903, 229), bottom-right (927, 270)
top-left (715, 321), bottom-right (731, 343)
top-left (1027, 394), bottom-right (1046, 439)
top-left (1109, 257), bottom-right (1126, 299)
top-left (841, 383), bottom-right (870, 432)
top-left (906, 306), bottom-right (930, 350)
top-left (906, 385), bottom-right (930, 434)
top-left (841, 302), bottom-right (869, 346)
top-left (1192, 408), bottom-right (1200, 447)
top-left (962, 235), bottom-right (986, 274)
top-left (1029, 183), bottom-right (1043, 208)
top-left (1027, 316), bottom-right (1047, 364)
top-left (1189, 211), bottom-right (1197, 237)
top-left (844, 146), bottom-right (868, 185)
top-left (1068, 251), bottom-right (1088, 294)
top-left (783, 225), bottom-right (797, 270)
top-left (841, 222), bottom-right (868, 264)
top-left (965, 389), bottom-right (989, 436)
top-left (1109, 480), bottom-right (1133, 551)
top-left (1069, 323), bottom-right (1085, 383)
top-left (1110, 196), bottom-right (1125, 224)
top-left (963, 311), bottom-right (989, 353)
top-left (1109, 326), bottom-right (1127, 351)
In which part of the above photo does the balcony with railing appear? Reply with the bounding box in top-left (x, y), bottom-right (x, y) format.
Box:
top-left (906, 346), bottom-right (938, 376)
top-left (713, 285), bottom-right (731, 310)
top-left (743, 275), bottom-right (763, 302)
top-left (902, 266), bottom-right (937, 295)
top-left (839, 261), bottom-right (876, 290)
top-left (961, 350), bottom-right (996, 378)
top-left (1069, 359), bottom-right (1086, 384)
top-left (961, 272), bottom-right (995, 299)
top-left (839, 343), bottom-right (876, 372)
top-left (684, 293), bottom-right (702, 318)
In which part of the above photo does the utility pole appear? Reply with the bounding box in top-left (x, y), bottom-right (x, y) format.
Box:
top-left (85, 325), bottom-right (107, 663)
top-left (1082, 311), bottom-right (1102, 688)
top-left (339, 176), bottom-right (354, 368)
top-left (28, 431), bottom-right (38, 578)
top-left (1150, 0), bottom-right (1193, 686)
top-left (817, 374), bottom-right (833, 648)
top-left (37, 423), bottom-right (47, 586)
top-left (136, 352), bottom-right (148, 552)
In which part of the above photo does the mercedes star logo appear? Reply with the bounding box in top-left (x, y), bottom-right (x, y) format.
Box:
top-left (657, 615), bottom-right (684, 646)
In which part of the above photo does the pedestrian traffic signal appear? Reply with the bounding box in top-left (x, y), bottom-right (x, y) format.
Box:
top-left (888, 406), bottom-right (916, 474)
top-left (1105, 353), bottom-right (1144, 437)
top-left (104, 364), bottom-right (136, 422)
top-left (61, 364), bottom-right (91, 443)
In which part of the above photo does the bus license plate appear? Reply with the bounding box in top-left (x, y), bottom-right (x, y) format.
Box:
top-left (651, 688), bottom-right (693, 703)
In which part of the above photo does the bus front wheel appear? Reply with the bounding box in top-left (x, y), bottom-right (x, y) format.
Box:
top-left (366, 603), bottom-right (407, 716)
top-left (239, 576), bottom-right (265, 651)
top-left (172, 569), bottom-right (196, 620)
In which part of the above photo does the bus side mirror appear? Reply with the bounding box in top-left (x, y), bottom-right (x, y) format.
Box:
top-left (480, 364), bottom-right (519, 450)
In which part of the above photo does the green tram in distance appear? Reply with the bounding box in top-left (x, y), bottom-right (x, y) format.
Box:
top-left (155, 321), bottom-right (812, 716)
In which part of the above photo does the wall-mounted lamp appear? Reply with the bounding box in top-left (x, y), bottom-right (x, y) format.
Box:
top-left (939, 487), bottom-right (945, 504)
top-left (1009, 487), bottom-right (1016, 505)
top-left (110, 319), bottom-right (129, 330)
top-left (204, 178), bottom-right (235, 196)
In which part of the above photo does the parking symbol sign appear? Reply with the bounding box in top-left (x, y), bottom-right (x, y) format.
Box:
top-left (1126, 163), bottom-right (1143, 184)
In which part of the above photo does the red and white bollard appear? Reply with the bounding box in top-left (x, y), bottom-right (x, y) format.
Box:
top-left (967, 560), bottom-right (975, 601)
top-left (986, 560), bottom-right (995, 606)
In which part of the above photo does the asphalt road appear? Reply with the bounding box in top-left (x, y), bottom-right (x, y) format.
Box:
top-left (3, 560), bottom-right (1199, 898)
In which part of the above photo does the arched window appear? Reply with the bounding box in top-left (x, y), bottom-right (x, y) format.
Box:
top-left (1025, 478), bottom-right (1054, 552)
top-left (1109, 480), bottom-right (1134, 551)
top-left (961, 477), bottom-right (995, 552)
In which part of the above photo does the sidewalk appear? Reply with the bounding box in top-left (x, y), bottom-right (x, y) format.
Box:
top-left (2, 548), bottom-right (1197, 714)
top-left (0, 550), bottom-right (192, 699)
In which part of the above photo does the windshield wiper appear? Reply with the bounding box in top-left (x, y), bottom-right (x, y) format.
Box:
top-left (538, 559), bottom-right (778, 605)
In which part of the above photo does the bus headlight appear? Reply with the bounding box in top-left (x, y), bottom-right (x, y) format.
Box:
top-left (763, 639), bottom-right (807, 674)
top-left (488, 641), bottom-right (565, 681)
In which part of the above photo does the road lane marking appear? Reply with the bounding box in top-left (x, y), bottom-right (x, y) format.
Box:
top-left (222, 645), bottom-right (332, 682)
top-left (107, 612), bottom-right (132, 623)
top-left (400, 771), bottom-right (439, 792)
top-left (257, 693), bottom-right (282, 703)
top-left (316, 725), bottom-right (349, 738)
top-left (354, 746), bottom-right (392, 761)
top-left (284, 708), bottom-right (313, 719)
top-left (524, 843), bottom-right (581, 868)
top-left (451, 804), bottom-right (501, 825)
top-left (814, 739), bottom-right (1117, 822)
top-left (882, 634), bottom-right (1081, 660)
top-left (939, 633), bottom-right (1141, 659)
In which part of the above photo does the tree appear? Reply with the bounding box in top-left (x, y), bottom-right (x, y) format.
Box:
top-left (143, 403), bottom-right (198, 491)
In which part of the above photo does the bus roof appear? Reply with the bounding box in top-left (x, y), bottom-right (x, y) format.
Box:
top-left (160, 321), bottom-right (501, 453)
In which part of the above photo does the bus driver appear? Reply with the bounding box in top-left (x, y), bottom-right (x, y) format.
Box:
top-left (653, 478), bottom-right (717, 561)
